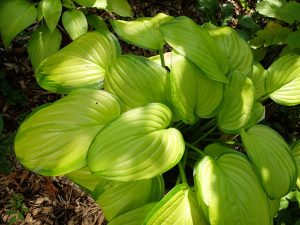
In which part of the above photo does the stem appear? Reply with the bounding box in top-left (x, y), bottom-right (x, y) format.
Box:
top-left (159, 48), bottom-right (165, 68)
top-left (178, 162), bottom-right (187, 184)
top-left (185, 142), bottom-right (206, 157)
top-left (192, 125), bottom-right (217, 145)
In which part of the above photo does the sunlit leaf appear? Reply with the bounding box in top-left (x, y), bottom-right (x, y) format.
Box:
top-left (105, 55), bottom-right (168, 111)
top-left (265, 55), bottom-right (300, 106)
top-left (36, 31), bottom-right (121, 93)
top-left (42, 0), bottom-right (62, 33)
top-left (194, 152), bottom-right (272, 225)
top-left (15, 89), bottom-right (121, 176)
top-left (87, 103), bottom-right (184, 181)
top-left (37, 0), bottom-right (44, 22)
top-left (241, 125), bottom-right (297, 199)
top-left (149, 52), bottom-right (173, 68)
top-left (204, 143), bottom-right (243, 159)
top-left (62, 9), bottom-right (88, 40)
top-left (28, 24), bottom-right (62, 71)
top-left (217, 74), bottom-right (254, 133)
top-left (169, 53), bottom-right (223, 124)
top-left (93, 176), bottom-right (164, 220)
top-left (248, 62), bottom-right (267, 99)
top-left (111, 13), bottom-right (173, 50)
top-left (0, 0), bottom-right (37, 48)
top-left (159, 16), bottom-right (229, 83)
top-left (292, 141), bottom-right (300, 189)
top-left (243, 101), bottom-right (265, 129)
top-left (144, 183), bottom-right (208, 225)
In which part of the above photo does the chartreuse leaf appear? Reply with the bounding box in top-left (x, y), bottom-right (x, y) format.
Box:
top-left (14, 89), bottom-right (121, 176)
top-left (87, 103), bottom-right (184, 181)
top-left (36, 31), bottom-right (121, 94)
top-left (105, 55), bottom-right (167, 110)
top-left (37, 0), bottom-right (44, 22)
top-left (292, 141), bottom-right (300, 189)
top-left (144, 183), bottom-right (208, 225)
top-left (62, 0), bottom-right (76, 9)
top-left (66, 167), bottom-right (101, 193)
top-left (169, 53), bottom-right (223, 124)
top-left (159, 16), bottom-right (229, 83)
top-left (265, 55), bottom-right (300, 106)
top-left (108, 202), bottom-right (157, 225)
top-left (241, 125), bottom-right (297, 199)
top-left (248, 62), bottom-right (267, 100)
top-left (194, 152), bottom-right (272, 225)
top-left (207, 25), bottom-right (253, 76)
top-left (111, 13), bottom-right (173, 50)
top-left (93, 176), bottom-right (164, 221)
top-left (217, 74), bottom-right (254, 133)
top-left (28, 24), bottom-right (62, 71)
top-left (0, 0), bottom-right (37, 48)
top-left (243, 101), bottom-right (265, 129)
top-left (42, 0), bottom-right (62, 33)
top-left (62, 9), bottom-right (88, 40)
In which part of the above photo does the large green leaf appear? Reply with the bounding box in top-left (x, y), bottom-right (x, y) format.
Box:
top-left (287, 31), bottom-right (300, 49)
top-left (105, 54), bottom-right (168, 111)
top-left (28, 24), bottom-right (62, 71)
top-left (111, 13), bottom-right (173, 50)
top-left (93, 176), bottom-right (164, 220)
top-left (292, 141), bottom-right (300, 189)
top-left (217, 74), bottom-right (254, 133)
top-left (0, 0), bottom-right (37, 48)
top-left (62, 9), bottom-right (88, 40)
top-left (36, 31), bottom-right (121, 93)
top-left (194, 152), bottom-right (272, 225)
top-left (108, 202), bottom-right (157, 225)
top-left (169, 53), bottom-right (223, 124)
top-left (241, 125), bottom-right (297, 199)
top-left (87, 103), bottom-right (185, 181)
top-left (248, 62), bottom-right (267, 100)
top-left (42, 0), bottom-right (62, 33)
top-left (14, 89), bottom-right (121, 176)
top-left (265, 55), bottom-right (300, 106)
top-left (159, 16), bottom-right (229, 83)
top-left (207, 25), bottom-right (253, 76)
top-left (144, 183), bottom-right (208, 225)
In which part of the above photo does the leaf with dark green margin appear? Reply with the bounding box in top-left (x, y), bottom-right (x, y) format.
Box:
top-left (217, 74), bottom-right (254, 133)
top-left (62, 9), bottom-right (88, 40)
top-left (292, 141), bottom-right (300, 189)
top-left (93, 176), bottom-right (164, 221)
top-left (87, 103), bottom-right (184, 181)
top-left (144, 183), bottom-right (208, 225)
top-left (207, 25), bottom-right (253, 76)
top-left (0, 0), bottom-right (37, 48)
top-left (28, 24), bottom-right (62, 71)
top-left (287, 31), bottom-right (300, 49)
top-left (42, 0), bottom-right (62, 33)
top-left (241, 125), bottom-right (297, 199)
top-left (14, 89), bottom-right (121, 176)
top-left (265, 55), bottom-right (300, 106)
top-left (36, 31), bottom-right (121, 94)
top-left (108, 202), bottom-right (157, 225)
top-left (105, 55), bottom-right (167, 111)
top-left (159, 16), bottom-right (229, 83)
top-left (111, 13), bottom-right (173, 50)
top-left (169, 52), bottom-right (223, 124)
top-left (194, 152), bottom-right (272, 225)
top-left (248, 62), bottom-right (266, 100)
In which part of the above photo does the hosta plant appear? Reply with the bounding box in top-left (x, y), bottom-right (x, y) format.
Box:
top-left (14, 13), bottom-right (300, 224)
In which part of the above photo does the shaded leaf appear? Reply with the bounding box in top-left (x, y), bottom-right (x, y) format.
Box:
top-left (42, 0), bottom-right (62, 33)
top-left (62, 9), bottom-right (88, 40)
top-left (86, 14), bottom-right (109, 32)
top-left (248, 62), bottom-right (266, 99)
top-left (62, 0), bottom-right (76, 9)
top-left (287, 31), bottom-right (300, 49)
top-left (292, 141), bottom-right (300, 189)
top-left (243, 101), bottom-right (265, 129)
top-left (15, 89), bottom-right (121, 176)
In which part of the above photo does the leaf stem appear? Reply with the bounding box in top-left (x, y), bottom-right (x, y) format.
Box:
top-left (192, 125), bottom-right (217, 145)
top-left (185, 142), bottom-right (206, 157)
top-left (159, 48), bottom-right (166, 68)
top-left (178, 162), bottom-right (187, 184)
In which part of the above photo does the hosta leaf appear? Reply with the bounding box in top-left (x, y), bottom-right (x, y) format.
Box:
top-left (204, 143), bottom-right (242, 159)
top-left (28, 24), bottom-right (62, 71)
top-left (86, 15), bottom-right (109, 32)
top-left (37, 0), bottom-right (44, 22)
top-left (111, 13), bottom-right (173, 50)
top-left (243, 101), bottom-right (265, 129)
top-left (159, 16), bottom-right (229, 83)
top-left (14, 89), bottom-right (121, 176)
top-left (36, 31), bottom-right (121, 94)
top-left (241, 125), bottom-right (297, 199)
top-left (0, 0), bottom-right (37, 48)
top-left (144, 183), bottom-right (208, 225)
top-left (266, 55), bottom-right (300, 106)
top-left (169, 53), bottom-right (223, 124)
top-left (42, 0), bottom-right (62, 33)
top-left (207, 25), bottom-right (253, 76)
top-left (292, 141), bottom-right (300, 189)
top-left (66, 167), bottom-right (101, 193)
top-left (62, 9), bottom-right (88, 40)
top-left (268, 198), bottom-right (280, 218)
top-left (108, 202), bottom-right (157, 225)
top-left (194, 152), bottom-right (272, 225)
top-left (87, 103), bottom-right (185, 181)
top-left (287, 31), bottom-right (300, 49)
top-left (105, 55), bottom-right (167, 110)
top-left (93, 176), bottom-right (164, 220)
top-left (248, 62), bottom-right (267, 99)
top-left (149, 52), bottom-right (173, 68)
top-left (62, 0), bottom-right (76, 9)
top-left (217, 74), bottom-right (254, 133)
